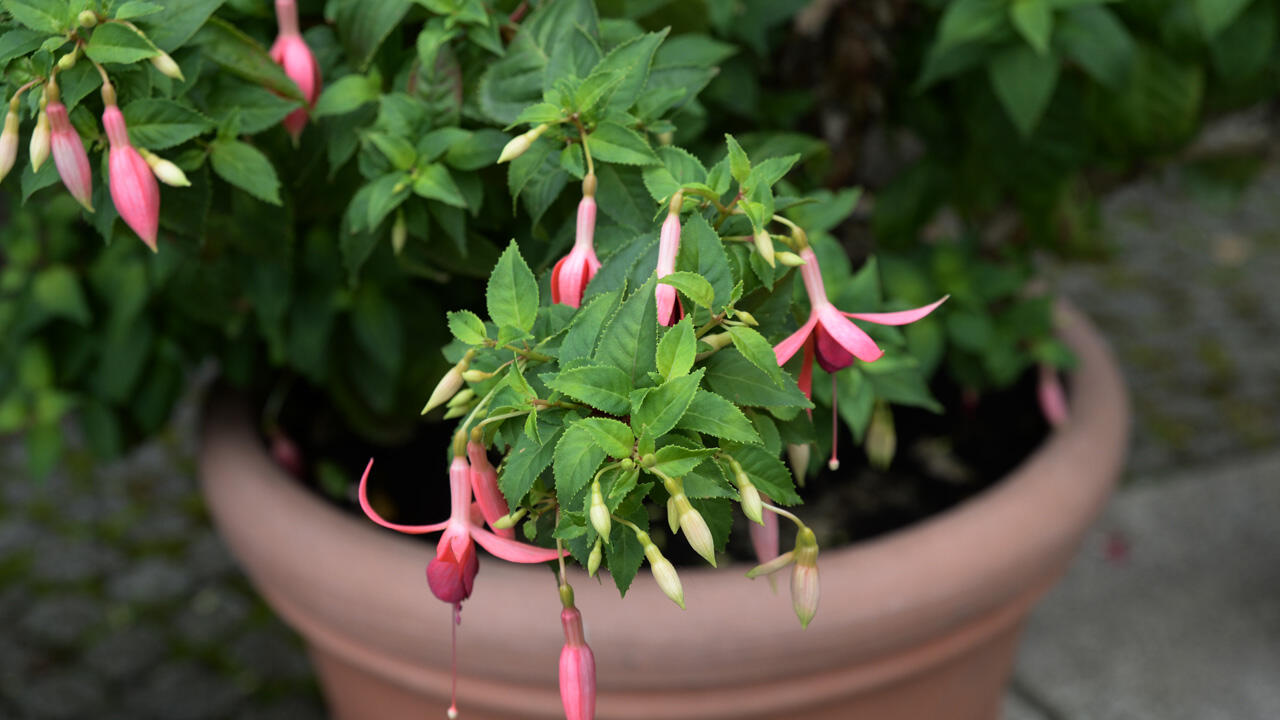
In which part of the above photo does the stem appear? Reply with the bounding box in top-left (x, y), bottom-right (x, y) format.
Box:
top-left (713, 191), bottom-right (744, 230)
top-left (571, 114), bottom-right (595, 179)
top-left (761, 502), bottom-right (807, 529)
top-left (498, 343), bottom-right (553, 363)
top-left (473, 410), bottom-right (531, 430)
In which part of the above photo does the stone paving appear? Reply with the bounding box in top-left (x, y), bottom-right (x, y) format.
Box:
top-left (0, 158), bottom-right (1276, 718)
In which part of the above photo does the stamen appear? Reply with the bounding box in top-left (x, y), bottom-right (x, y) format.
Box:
top-left (828, 375), bottom-right (840, 471)
top-left (448, 601), bottom-right (462, 718)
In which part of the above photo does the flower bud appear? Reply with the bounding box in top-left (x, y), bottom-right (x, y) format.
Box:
top-left (461, 368), bottom-right (494, 382)
top-left (48, 97), bottom-right (94, 212)
top-left (726, 458), bottom-right (763, 525)
top-left (791, 526), bottom-right (820, 628)
top-left (745, 549), bottom-right (793, 579)
top-left (150, 51), bottom-right (185, 81)
top-left (445, 388), bottom-right (475, 408)
top-left (588, 480), bottom-right (611, 542)
top-left (699, 332), bottom-right (732, 353)
top-left (270, 0), bottom-right (322, 144)
top-left (56, 51), bottom-right (77, 71)
top-left (138, 148), bottom-right (192, 187)
top-left (104, 103), bottom-right (161, 249)
top-left (865, 402), bottom-right (895, 470)
top-left (497, 123), bottom-right (549, 163)
top-left (752, 228), bottom-right (775, 267)
top-left (559, 606), bottom-right (597, 720)
top-left (422, 350), bottom-right (474, 414)
top-left (587, 538), bottom-right (603, 576)
top-left (786, 443), bottom-right (810, 488)
top-left (441, 404), bottom-right (469, 420)
top-left (734, 310), bottom-right (758, 327)
top-left (77, 10), bottom-right (97, 27)
top-left (0, 109), bottom-right (19, 183)
top-left (29, 109), bottom-right (50, 172)
top-left (637, 530), bottom-right (684, 609)
top-left (493, 507), bottom-right (527, 530)
top-left (391, 210), bottom-right (407, 255)
top-left (664, 479), bottom-right (715, 566)
top-left (776, 251), bottom-right (806, 267)
top-left (666, 495), bottom-right (680, 534)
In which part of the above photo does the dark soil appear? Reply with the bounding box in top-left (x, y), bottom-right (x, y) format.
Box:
top-left (264, 367), bottom-right (1051, 566)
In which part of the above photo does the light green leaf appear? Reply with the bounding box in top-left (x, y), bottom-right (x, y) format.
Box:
top-left (987, 43), bottom-right (1059, 137)
top-left (1058, 6), bottom-right (1134, 89)
top-left (447, 310), bottom-right (487, 345)
top-left (314, 74), bottom-right (381, 117)
top-left (85, 21), bottom-right (157, 64)
top-left (209, 138), bottom-right (281, 205)
top-left (658, 272), bottom-right (714, 310)
top-left (934, 0), bottom-right (1007, 52)
top-left (656, 315), bottom-right (696, 379)
top-left (486, 240), bottom-right (540, 332)
top-left (546, 364), bottom-right (632, 415)
top-left (113, 1), bottom-right (163, 20)
top-left (574, 417), bottom-right (634, 458)
top-left (594, 276), bottom-right (658, 385)
top-left (588, 121), bottom-right (659, 166)
top-left (649, 444), bottom-right (716, 478)
top-left (704, 349), bottom-right (812, 410)
top-left (1, 0), bottom-right (66, 33)
top-left (1010, 0), bottom-right (1053, 55)
top-left (676, 390), bottom-right (760, 444)
top-left (413, 163), bottom-right (467, 207)
top-left (122, 99), bottom-right (215, 150)
top-left (675, 214), bottom-right (733, 313)
top-left (1195, 0), bottom-right (1252, 38)
top-left (585, 29), bottom-right (667, 111)
top-left (0, 28), bottom-right (45, 66)
top-left (630, 368), bottom-right (703, 438)
top-left (555, 422), bottom-right (607, 502)
top-left (32, 265), bottom-right (90, 325)
top-left (140, 0), bottom-right (224, 52)
top-left (726, 326), bottom-right (787, 387)
top-left (724, 133), bottom-right (750, 185)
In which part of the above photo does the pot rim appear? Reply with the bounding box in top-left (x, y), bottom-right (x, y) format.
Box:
top-left (199, 302), bottom-right (1129, 717)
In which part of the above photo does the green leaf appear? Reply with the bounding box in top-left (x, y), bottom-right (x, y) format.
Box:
top-left (863, 356), bottom-right (943, 412)
top-left (314, 74), bottom-right (381, 117)
top-left (412, 163), bottom-right (467, 207)
top-left (515, 101), bottom-right (566, 124)
top-left (724, 133), bottom-right (750, 185)
top-left (656, 315), bottom-right (695, 379)
top-left (1, 0), bottom-right (66, 33)
top-left (85, 21), bottom-right (157, 64)
top-left (726, 326), bottom-right (787, 387)
top-left (1195, 0), bottom-right (1251, 38)
top-left (113, 1), bottom-right (163, 20)
top-left (730, 445), bottom-right (801, 505)
top-left (586, 29), bottom-right (667, 111)
top-left (205, 80), bottom-right (296, 135)
top-left (987, 43), bottom-right (1059, 137)
top-left (834, 367), bottom-right (875, 442)
top-left (657, 272), bottom-right (714, 310)
top-left (122, 99), bottom-right (214, 150)
top-left (546, 364), bottom-right (632, 415)
top-left (682, 465), bottom-right (738, 500)
top-left (330, 0), bottom-right (413, 69)
top-left (141, 0), bottom-right (224, 52)
top-left (444, 129), bottom-right (510, 170)
top-left (447, 310), bottom-right (487, 345)
top-left (594, 276), bottom-right (658, 385)
top-left (501, 422), bottom-right (562, 504)
top-left (555, 422), bottom-right (606, 502)
top-left (574, 417), bottom-right (634, 458)
top-left (934, 0), bottom-right (1007, 53)
top-left (673, 216), bottom-right (733, 316)
top-left (559, 289), bottom-right (620, 364)
top-left (676, 390), bottom-right (760, 444)
top-left (351, 286), bottom-right (403, 377)
top-left (595, 163), bottom-right (652, 230)
top-left (572, 71), bottom-right (623, 114)
top-left (1010, 0), bottom-right (1052, 54)
top-left (604, 512), bottom-right (645, 595)
top-left (631, 369), bottom-right (703, 438)
top-left (650, 444), bottom-right (716, 478)
top-left (1057, 6), bottom-right (1134, 89)
top-left (193, 17), bottom-right (302, 100)
top-left (32, 265), bottom-right (90, 325)
top-left (705, 349), bottom-right (811, 410)
top-left (0, 28), bottom-right (45, 66)
top-left (486, 240), bottom-right (540, 332)
top-left (209, 138), bottom-right (281, 205)
top-left (588, 121), bottom-right (659, 166)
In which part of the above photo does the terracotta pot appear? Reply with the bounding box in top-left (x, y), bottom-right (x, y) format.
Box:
top-left (199, 304), bottom-right (1128, 720)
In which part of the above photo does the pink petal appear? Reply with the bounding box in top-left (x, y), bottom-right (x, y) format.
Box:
top-left (357, 459), bottom-right (449, 534)
top-left (816, 305), bottom-right (882, 363)
top-left (773, 315), bottom-right (818, 366)
top-left (750, 498), bottom-right (779, 564)
top-left (842, 296), bottom-right (949, 325)
top-left (655, 284), bottom-right (678, 328)
top-left (814, 321), bottom-right (855, 372)
top-left (467, 441), bottom-right (515, 539)
top-left (469, 526), bottom-right (565, 564)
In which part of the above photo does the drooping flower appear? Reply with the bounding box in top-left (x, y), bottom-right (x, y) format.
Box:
top-left (103, 96), bottom-right (161, 251)
top-left (746, 525), bottom-right (820, 628)
top-left (358, 450), bottom-right (563, 604)
top-left (45, 86), bottom-right (93, 212)
top-left (551, 176), bottom-right (601, 308)
top-left (654, 190), bottom-right (684, 326)
top-left (466, 430), bottom-right (514, 539)
top-left (559, 601), bottom-right (597, 720)
top-left (270, 0), bottom-right (322, 144)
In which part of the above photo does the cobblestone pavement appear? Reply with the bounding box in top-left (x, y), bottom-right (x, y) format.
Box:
top-left (0, 158), bottom-right (1275, 718)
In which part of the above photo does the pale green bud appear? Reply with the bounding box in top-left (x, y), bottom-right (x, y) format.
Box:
top-left (29, 110), bottom-right (49, 172)
top-left (791, 527), bottom-right (820, 628)
top-left (0, 111), bottom-right (19, 183)
top-left (139, 149), bottom-right (192, 187)
top-left (587, 538), bottom-right (603, 577)
top-left (786, 442), bottom-right (811, 488)
top-left (866, 402), bottom-right (895, 470)
top-left (422, 350), bottom-right (474, 414)
top-left (589, 480), bottom-right (611, 542)
top-left (150, 52), bottom-right (185, 81)
top-left (445, 388), bottom-right (475, 408)
top-left (637, 530), bottom-right (684, 609)
top-left (77, 10), bottom-right (97, 27)
top-left (776, 251), bottom-right (806, 267)
top-left (752, 229), bottom-right (775, 267)
top-left (734, 310), bottom-right (758, 327)
top-left (497, 123), bottom-right (549, 163)
top-left (493, 507), bottom-right (527, 530)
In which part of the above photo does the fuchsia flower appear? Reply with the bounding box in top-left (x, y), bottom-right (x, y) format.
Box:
top-left (466, 434), bottom-right (515, 539)
top-left (559, 605), bottom-right (596, 720)
top-left (358, 453), bottom-right (564, 604)
top-left (46, 94), bottom-right (93, 212)
top-left (551, 178), bottom-right (601, 308)
top-left (103, 101), bottom-right (160, 251)
top-left (270, 0), bottom-right (322, 144)
top-left (654, 191), bottom-right (684, 326)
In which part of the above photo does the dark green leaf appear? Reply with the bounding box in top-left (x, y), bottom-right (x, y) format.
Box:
top-left (209, 138), bottom-right (281, 205)
top-left (594, 276), bottom-right (658, 385)
top-left (559, 289), bottom-right (620, 364)
top-left (1010, 0), bottom-right (1052, 54)
top-left (588, 121), bottom-right (659, 166)
top-left (314, 73), bottom-right (381, 117)
top-left (631, 368), bottom-right (703, 438)
top-left (122, 99), bottom-right (214, 150)
top-left (705, 349), bottom-right (811, 410)
top-left (546, 364), bottom-right (632, 415)
top-left (142, 0), bottom-right (224, 52)
top-left (1, 0), bottom-right (66, 33)
top-left (0, 28), bottom-right (44, 66)
top-left (675, 214), bottom-right (733, 313)
top-left (32, 265), bottom-right (90, 325)
top-left (730, 445), bottom-right (801, 504)
top-left (85, 21), bottom-right (157, 64)
top-left (676, 389), bottom-right (760, 444)
top-left (726, 326), bottom-right (787, 387)
top-left (444, 129), bottom-right (509, 170)
top-left (987, 43), bottom-right (1059, 137)
top-left (555, 422), bottom-right (606, 502)
top-left (586, 29), bottom-right (667, 111)
top-left (500, 422), bottom-right (562, 504)
top-left (1057, 6), bottom-right (1134, 89)
top-left (330, 0), bottom-right (413, 69)
top-left (412, 163), bottom-right (467, 207)
top-left (574, 417), bottom-right (634, 458)
top-left (193, 17), bottom-right (302, 100)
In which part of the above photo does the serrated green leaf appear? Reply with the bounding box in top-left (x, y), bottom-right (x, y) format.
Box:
top-left (729, 445), bottom-right (801, 505)
top-left (546, 364), bottom-right (632, 415)
top-left (447, 310), bottom-right (487, 345)
top-left (988, 42), bottom-right (1059, 137)
top-left (574, 417), bottom-right (634, 458)
top-left (572, 70), bottom-right (623, 114)
top-left (113, 1), bottom-right (163, 20)
top-left (486, 240), bottom-right (539, 332)
top-left (413, 163), bottom-right (467, 207)
top-left (594, 276), bottom-right (658, 384)
top-left (605, 511), bottom-right (645, 595)
top-left (631, 368), bottom-right (703, 438)
top-left (559, 289), bottom-right (620, 364)
top-left (555, 422), bottom-right (606, 502)
top-left (330, 0), bottom-right (413, 69)
top-left (675, 215), bottom-right (733, 313)
top-left (586, 29), bottom-right (667, 111)
top-left (515, 101), bottom-right (565, 124)
top-left (656, 315), bottom-right (695, 379)
top-left (658, 271), bottom-right (714, 309)
top-left (649, 444), bottom-right (716, 478)
top-left (501, 422), bottom-right (562, 504)
top-left (1, 0), bottom-right (65, 33)
top-left (140, 0), bottom-right (222, 52)
top-left (121, 99), bottom-right (215, 150)
top-left (726, 326), bottom-right (787, 387)
top-left (676, 390), bottom-right (760, 444)
top-left (209, 138), bottom-right (281, 205)
top-left (745, 154), bottom-right (799, 190)
top-left (194, 17), bottom-right (302, 100)
top-left (705, 349), bottom-right (812, 410)
top-left (0, 28), bottom-right (45, 65)
top-left (588, 121), bottom-right (659, 166)
top-left (682, 465), bottom-right (738, 500)
top-left (314, 73), bottom-right (380, 117)
top-left (444, 128), bottom-right (509, 170)
top-left (85, 21), bottom-right (157, 64)
top-left (724, 133), bottom-right (750, 185)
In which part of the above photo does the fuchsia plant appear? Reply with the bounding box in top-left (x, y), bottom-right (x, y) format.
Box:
top-left (270, 0), bottom-right (322, 144)
top-left (102, 84), bottom-right (160, 252)
top-left (550, 175), bottom-right (602, 308)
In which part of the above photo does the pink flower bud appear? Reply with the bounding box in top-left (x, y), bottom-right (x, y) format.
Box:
top-left (0, 109), bottom-right (19, 182)
top-left (551, 188), bottom-right (601, 308)
top-left (791, 527), bottom-right (820, 628)
top-left (559, 606), bottom-right (597, 720)
top-left (467, 434), bottom-right (515, 539)
top-left (654, 191), bottom-right (684, 326)
top-left (103, 104), bottom-right (160, 250)
top-left (47, 100), bottom-right (93, 211)
top-left (270, 0), bottom-right (322, 144)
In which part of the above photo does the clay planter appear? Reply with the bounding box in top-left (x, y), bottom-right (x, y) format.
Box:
top-left (199, 304), bottom-right (1128, 720)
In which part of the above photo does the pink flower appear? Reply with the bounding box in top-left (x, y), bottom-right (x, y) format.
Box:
top-left (466, 436), bottom-right (515, 539)
top-left (270, 0), bottom-right (321, 144)
top-left (1038, 363), bottom-right (1069, 427)
top-left (654, 191), bottom-right (684, 326)
top-left (358, 454), bottom-right (563, 604)
top-left (46, 100), bottom-right (93, 212)
top-left (774, 247), bottom-right (948, 373)
top-left (559, 606), bottom-right (597, 720)
top-left (551, 191), bottom-right (601, 308)
top-left (103, 104), bottom-right (160, 251)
